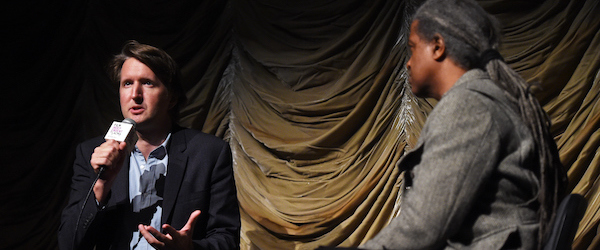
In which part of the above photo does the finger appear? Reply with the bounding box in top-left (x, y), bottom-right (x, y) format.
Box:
top-left (90, 157), bottom-right (114, 173)
top-left (92, 142), bottom-right (120, 162)
top-left (102, 139), bottom-right (120, 149)
top-left (118, 141), bottom-right (128, 151)
top-left (101, 140), bottom-right (122, 154)
top-left (138, 225), bottom-right (164, 248)
top-left (90, 151), bottom-right (116, 167)
top-left (162, 224), bottom-right (181, 240)
top-left (92, 145), bottom-right (111, 161)
top-left (182, 210), bottom-right (201, 233)
top-left (148, 225), bottom-right (173, 242)
top-left (138, 224), bottom-right (172, 247)
top-left (92, 141), bottom-right (126, 172)
top-left (105, 139), bottom-right (118, 144)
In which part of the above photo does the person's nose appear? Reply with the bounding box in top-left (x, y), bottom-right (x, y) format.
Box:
top-left (132, 82), bottom-right (143, 103)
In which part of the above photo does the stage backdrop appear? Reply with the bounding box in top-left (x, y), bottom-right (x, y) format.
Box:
top-left (2, 0), bottom-right (600, 249)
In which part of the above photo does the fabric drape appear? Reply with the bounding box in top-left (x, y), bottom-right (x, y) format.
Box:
top-left (2, 0), bottom-right (599, 249)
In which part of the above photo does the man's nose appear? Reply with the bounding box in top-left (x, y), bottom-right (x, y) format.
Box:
top-left (132, 83), bottom-right (143, 101)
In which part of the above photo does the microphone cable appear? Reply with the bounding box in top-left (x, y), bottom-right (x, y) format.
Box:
top-left (72, 166), bottom-right (105, 250)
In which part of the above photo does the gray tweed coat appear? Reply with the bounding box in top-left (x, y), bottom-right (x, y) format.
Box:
top-left (361, 69), bottom-right (541, 249)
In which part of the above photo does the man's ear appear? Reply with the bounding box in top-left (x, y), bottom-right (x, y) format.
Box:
top-left (431, 34), bottom-right (446, 61)
top-left (168, 94), bottom-right (178, 109)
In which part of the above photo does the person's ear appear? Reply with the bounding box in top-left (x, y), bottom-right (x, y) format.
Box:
top-left (431, 34), bottom-right (446, 61)
top-left (168, 92), bottom-right (178, 110)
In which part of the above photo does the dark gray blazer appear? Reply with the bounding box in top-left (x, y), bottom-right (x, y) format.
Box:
top-left (58, 127), bottom-right (240, 250)
top-left (362, 69), bottom-right (540, 249)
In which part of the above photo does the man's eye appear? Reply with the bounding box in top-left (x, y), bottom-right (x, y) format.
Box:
top-left (123, 81), bottom-right (132, 86)
top-left (143, 81), bottom-right (153, 86)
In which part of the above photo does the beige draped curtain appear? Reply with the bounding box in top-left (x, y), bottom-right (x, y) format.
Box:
top-left (228, 1), bottom-right (430, 248)
top-left (178, 0), bottom-right (600, 249)
top-left (187, 0), bottom-right (433, 248)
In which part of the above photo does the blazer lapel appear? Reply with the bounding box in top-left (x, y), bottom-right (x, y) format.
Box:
top-left (107, 155), bottom-right (130, 208)
top-left (162, 129), bottom-right (188, 225)
top-left (397, 141), bottom-right (424, 171)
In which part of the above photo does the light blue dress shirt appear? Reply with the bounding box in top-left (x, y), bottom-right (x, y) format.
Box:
top-left (128, 133), bottom-right (171, 250)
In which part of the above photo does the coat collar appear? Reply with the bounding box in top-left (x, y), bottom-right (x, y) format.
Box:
top-left (446, 69), bottom-right (510, 103)
top-left (108, 157), bottom-right (131, 208)
top-left (445, 69), bottom-right (490, 96)
top-left (161, 126), bottom-right (188, 225)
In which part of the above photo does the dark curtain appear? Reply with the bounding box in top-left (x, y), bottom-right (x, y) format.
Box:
top-left (2, 0), bottom-right (599, 249)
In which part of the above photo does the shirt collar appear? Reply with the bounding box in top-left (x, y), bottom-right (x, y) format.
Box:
top-left (133, 133), bottom-right (172, 160)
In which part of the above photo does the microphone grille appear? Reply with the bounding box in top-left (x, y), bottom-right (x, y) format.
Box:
top-left (122, 118), bottom-right (137, 127)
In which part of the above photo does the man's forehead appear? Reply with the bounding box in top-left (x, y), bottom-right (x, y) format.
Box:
top-left (408, 21), bottom-right (420, 40)
top-left (121, 59), bottom-right (157, 78)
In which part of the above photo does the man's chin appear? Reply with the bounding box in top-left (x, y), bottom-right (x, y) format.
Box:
top-left (410, 87), bottom-right (423, 98)
top-left (123, 117), bottom-right (144, 126)
top-left (410, 85), bottom-right (431, 99)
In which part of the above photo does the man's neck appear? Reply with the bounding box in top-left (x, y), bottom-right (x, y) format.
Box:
top-left (432, 61), bottom-right (468, 100)
top-left (135, 124), bottom-right (171, 160)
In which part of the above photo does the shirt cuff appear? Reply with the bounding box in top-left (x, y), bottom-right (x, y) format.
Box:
top-left (95, 199), bottom-right (107, 210)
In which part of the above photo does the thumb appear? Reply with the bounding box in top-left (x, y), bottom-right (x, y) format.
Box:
top-left (118, 141), bottom-right (128, 151)
top-left (182, 210), bottom-right (201, 233)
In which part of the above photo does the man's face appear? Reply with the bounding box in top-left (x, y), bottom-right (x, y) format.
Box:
top-left (406, 21), bottom-right (437, 99)
top-left (119, 58), bottom-right (173, 131)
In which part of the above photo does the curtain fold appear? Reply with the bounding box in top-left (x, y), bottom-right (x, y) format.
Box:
top-left (229, 1), bottom-right (430, 248)
top-left (2, 0), bottom-right (600, 249)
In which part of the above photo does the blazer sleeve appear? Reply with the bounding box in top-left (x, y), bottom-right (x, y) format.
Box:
top-left (58, 139), bottom-right (108, 250)
top-left (361, 90), bottom-right (501, 249)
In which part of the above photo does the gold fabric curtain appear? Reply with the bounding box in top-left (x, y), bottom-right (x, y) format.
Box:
top-left (189, 0), bottom-right (599, 248)
top-left (219, 1), bottom-right (432, 248)
top-left (178, 0), bottom-right (600, 248)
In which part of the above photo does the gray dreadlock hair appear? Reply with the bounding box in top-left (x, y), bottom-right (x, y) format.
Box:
top-left (412, 0), bottom-right (568, 247)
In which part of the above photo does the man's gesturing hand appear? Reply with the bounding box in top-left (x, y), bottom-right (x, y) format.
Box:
top-left (139, 210), bottom-right (201, 250)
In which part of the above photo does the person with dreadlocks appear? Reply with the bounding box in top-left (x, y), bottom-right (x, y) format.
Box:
top-left (360, 0), bottom-right (567, 249)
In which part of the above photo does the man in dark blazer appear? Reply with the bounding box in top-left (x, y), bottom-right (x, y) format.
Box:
top-left (58, 41), bottom-right (240, 250)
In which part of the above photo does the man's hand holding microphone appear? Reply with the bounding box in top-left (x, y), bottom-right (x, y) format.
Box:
top-left (90, 118), bottom-right (137, 204)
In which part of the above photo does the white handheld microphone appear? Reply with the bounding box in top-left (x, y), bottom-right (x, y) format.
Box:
top-left (104, 118), bottom-right (138, 152)
top-left (99, 118), bottom-right (138, 174)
